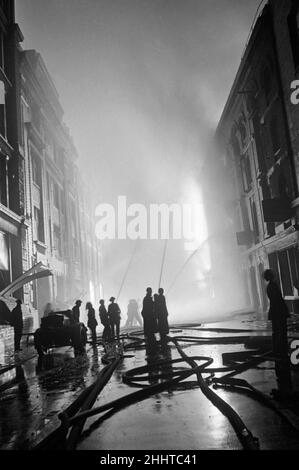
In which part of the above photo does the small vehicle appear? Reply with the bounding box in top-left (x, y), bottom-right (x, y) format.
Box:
top-left (34, 311), bottom-right (87, 357)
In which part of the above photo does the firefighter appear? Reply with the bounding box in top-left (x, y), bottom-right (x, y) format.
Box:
top-left (11, 299), bottom-right (23, 352)
top-left (155, 288), bottom-right (169, 343)
top-left (86, 302), bottom-right (98, 345)
top-left (99, 299), bottom-right (111, 342)
top-left (72, 300), bottom-right (82, 323)
top-left (108, 297), bottom-right (121, 340)
top-left (141, 288), bottom-right (158, 349)
top-left (263, 269), bottom-right (290, 358)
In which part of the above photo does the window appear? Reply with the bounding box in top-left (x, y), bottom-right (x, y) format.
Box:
top-left (250, 198), bottom-right (259, 244)
top-left (33, 206), bottom-right (45, 243)
top-left (269, 248), bottom-right (299, 297)
top-left (289, 247), bottom-right (299, 291)
top-left (32, 104), bottom-right (42, 133)
top-left (0, 155), bottom-right (7, 206)
top-left (240, 154), bottom-right (252, 192)
top-left (0, 231), bottom-right (10, 292)
top-left (32, 153), bottom-right (42, 187)
top-left (46, 172), bottom-right (51, 202)
top-left (288, 3), bottom-right (299, 69)
top-left (46, 138), bottom-right (55, 160)
top-left (278, 251), bottom-right (293, 296)
top-left (239, 119), bottom-right (247, 148)
top-left (53, 225), bottom-right (62, 257)
top-left (230, 126), bottom-right (241, 159)
top-left (20, 100), bottom-right (31, 146)
top-left (0, 80), bottom-right (6, 137)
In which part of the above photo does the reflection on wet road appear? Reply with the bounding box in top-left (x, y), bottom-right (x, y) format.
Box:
top-left (1, 316), bottom-right (299, 450)
top-left (0, 346), bottom-right (102, 449)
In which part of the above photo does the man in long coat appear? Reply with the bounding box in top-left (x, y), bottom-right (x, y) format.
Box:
top-left (108, 297), bottom-right (121, 340)
top-left (141, 288), bottom-right (158, 347)
top-left (10, 299), bottom-right (23, 351)
top-left (155, 288), bottom-right (169, 343)
top-left (263, 269), bottom-right (289, 358)
top-left (72, 300), bottom-right (82, 324)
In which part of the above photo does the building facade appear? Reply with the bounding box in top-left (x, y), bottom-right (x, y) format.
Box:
top-left (207, 0), bottom-right (299, 318)
top-left (0, 1), bottom-right (25, 299)
top-left (19, 50), bottom-right (102, 325)
top-left (0, 1), bottom-right (101, 332)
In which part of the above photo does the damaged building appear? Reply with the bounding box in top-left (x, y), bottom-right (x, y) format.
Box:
top-left (205, 0), bottom-right (299, 317)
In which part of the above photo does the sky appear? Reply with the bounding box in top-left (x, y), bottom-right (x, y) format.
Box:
top-left (15, 0), bottom-right (262, 320)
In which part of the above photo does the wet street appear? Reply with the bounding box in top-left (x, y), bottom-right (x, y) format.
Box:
top-left (1, 314), bottom-right (299, 450)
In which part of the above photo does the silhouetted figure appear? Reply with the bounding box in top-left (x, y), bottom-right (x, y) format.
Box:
top-left (141, 288), bottom-right (158, 349)
top-left (264, 269), bottom-right (290, 358)
top-left (99, 299), bottom-right (111, 342)
top-left (155, 288), bottom-right (169, 343)
top-left (126, 299), bottom-right (142, 328)
top-left (0, 299), bottom-right (10, 325)
top-left (10, 299), bottom-right (23, 351)
top-left (72, 300), bottom-right (82, 323)
top-left (108, 297), bottom-right (121, 340)
top-left (86, 302), bottom-right (98, 345)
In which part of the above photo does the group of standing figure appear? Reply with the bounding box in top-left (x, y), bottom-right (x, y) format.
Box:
top-left (63, 269), bottom-right (292, 360)
top-left (71, 288), bottom-right (170, 347)
top-left (77, 297), bottom-right (121, 345)
top-left (141, 287), bottom-right (169, 347)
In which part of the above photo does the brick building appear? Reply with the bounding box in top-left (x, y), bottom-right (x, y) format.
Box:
top-left (204, 0), bottom-right (299, 317)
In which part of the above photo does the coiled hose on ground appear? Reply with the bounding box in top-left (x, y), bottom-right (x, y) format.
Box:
top-left (33, 326), bottom-right (298, 450)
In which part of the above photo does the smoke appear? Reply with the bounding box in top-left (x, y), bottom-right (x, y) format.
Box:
top-left (16, 0), bottom-right (262, 323)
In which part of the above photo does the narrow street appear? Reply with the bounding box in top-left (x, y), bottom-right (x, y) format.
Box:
top-left (1, 314), bottom-right (299, 451)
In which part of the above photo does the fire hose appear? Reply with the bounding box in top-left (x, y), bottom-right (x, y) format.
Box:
top-left (32, 328), bottom-right (298, 451)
